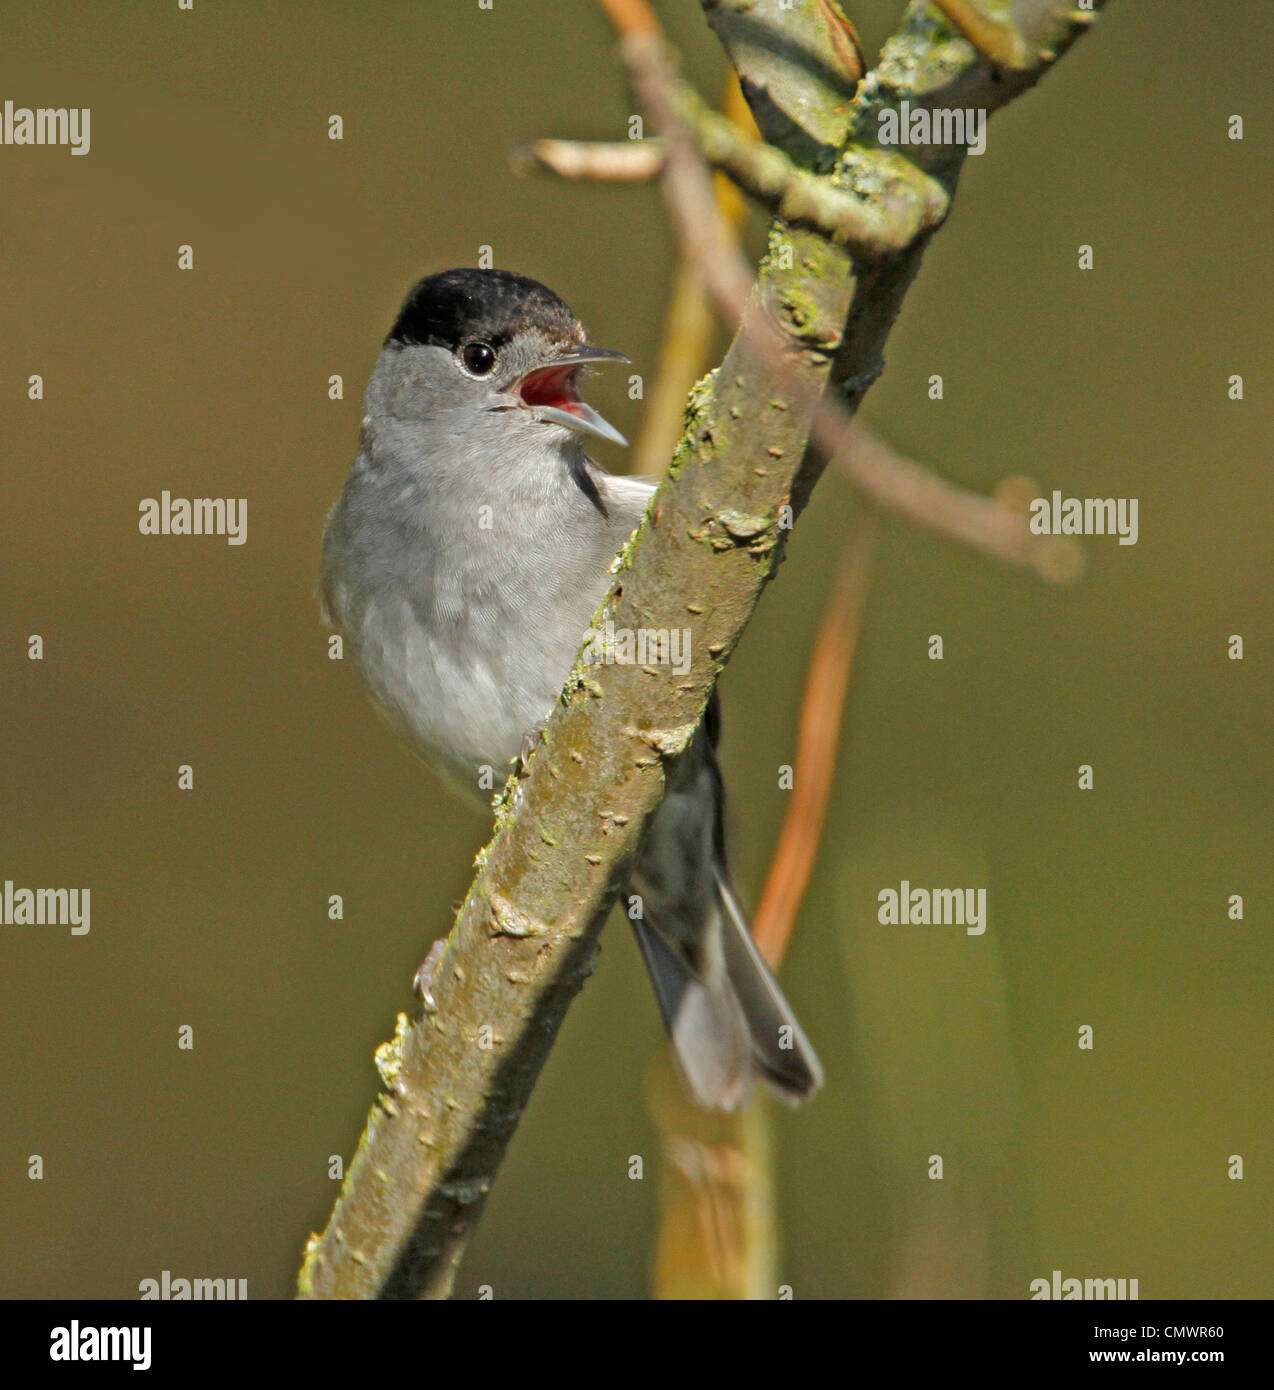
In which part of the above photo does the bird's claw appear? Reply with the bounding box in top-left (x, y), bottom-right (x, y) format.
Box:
top-left (517, 720), bottom-right (546, 775)
top-left (413, 938), bottom-right (447, 1012)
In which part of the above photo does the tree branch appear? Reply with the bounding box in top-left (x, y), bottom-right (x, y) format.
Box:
top-left (514, 85), bottom-right (945, 257)
top-left (298, 0), bottom-right (1107, 1300)
top-left (513, 125), bottom-right (1081, 579)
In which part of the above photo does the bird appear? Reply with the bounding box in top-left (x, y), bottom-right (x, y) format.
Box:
top-left (321, 267), bottom-right (821, 1110)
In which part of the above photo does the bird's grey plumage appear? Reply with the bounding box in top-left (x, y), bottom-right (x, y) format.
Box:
top-left (321, 268), bottom-right (821, 1109)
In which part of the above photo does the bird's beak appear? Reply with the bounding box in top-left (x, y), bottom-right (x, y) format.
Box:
top-left (516, 344), bottom-right (630, 448)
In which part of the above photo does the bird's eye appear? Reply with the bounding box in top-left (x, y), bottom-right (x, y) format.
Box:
top-left (461, 341), bottom-right (497, 376)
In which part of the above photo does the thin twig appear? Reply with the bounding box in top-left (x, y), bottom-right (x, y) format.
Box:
top-left (510, 138), bottom-right (664, 181)
top-left (841, 427), bottom-right (1084, 583)
top-left (514, 121), bottom-right (943, 256)
top-left (618, 34), bottom-right (760, 334)
top-left (616, 29), bottom-right (947, 304)
top-left (631, 80), bottom-right (751, 479)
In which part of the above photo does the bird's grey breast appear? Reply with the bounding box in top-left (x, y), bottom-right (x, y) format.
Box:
top-left (322, 421), bottom-right (651, 794)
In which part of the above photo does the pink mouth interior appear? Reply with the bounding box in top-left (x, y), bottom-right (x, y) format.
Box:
top-left (519, 365), bottom-right (583, 416)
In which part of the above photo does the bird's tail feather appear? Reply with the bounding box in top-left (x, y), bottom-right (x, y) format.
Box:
top-left (631, 875), bottom-right (822, 1111)
top-left (631, 912), bottom-right (753, 1111)
top-left (715, 873), bottom-right (823, 1104)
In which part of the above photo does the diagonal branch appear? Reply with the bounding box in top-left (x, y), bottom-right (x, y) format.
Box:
top-left (298, 0), bottom-right (1108, 1300)
top-left (513, 110), bottom-right (937, 257)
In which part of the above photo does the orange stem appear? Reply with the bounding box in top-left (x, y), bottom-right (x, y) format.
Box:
top-left (595, 0), bottom-right (662, 39)
top-left (751, 507), bottom-right (878, 969)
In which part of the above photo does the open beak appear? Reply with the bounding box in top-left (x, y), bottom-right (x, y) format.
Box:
top-left (517, 344), bottom-right (630, 448)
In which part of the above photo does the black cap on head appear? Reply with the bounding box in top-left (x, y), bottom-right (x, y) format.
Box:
top-left (386, 268), bottom-right (582, 351)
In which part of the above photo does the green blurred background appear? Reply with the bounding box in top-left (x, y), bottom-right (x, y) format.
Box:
top-left (1, 0), bottom-right (1269, 1299)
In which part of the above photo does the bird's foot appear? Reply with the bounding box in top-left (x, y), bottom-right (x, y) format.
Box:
top-left (517, 720), bottom-right (546, 775)
top-left (413, 938), bottom-right (447, 1012)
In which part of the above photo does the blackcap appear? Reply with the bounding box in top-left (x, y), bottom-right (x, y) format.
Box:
top-left (321, 268), bottom-right (821, 1110)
